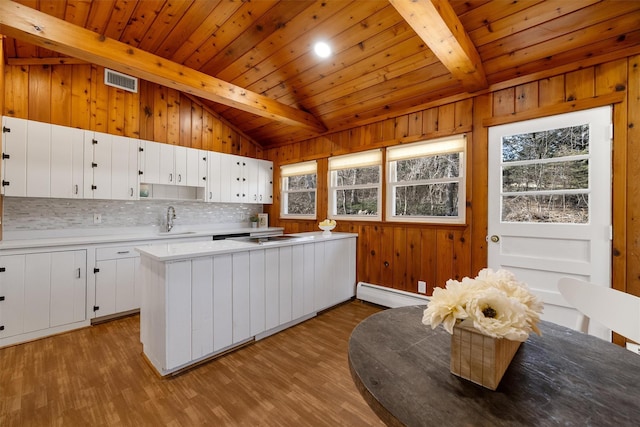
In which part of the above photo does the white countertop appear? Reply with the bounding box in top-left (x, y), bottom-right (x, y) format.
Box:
top-left (136, 231), bottom-right (358, 262)
top-left (0, 226), bottom-right (284, 250)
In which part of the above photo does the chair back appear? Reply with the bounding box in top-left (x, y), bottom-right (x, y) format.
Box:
top-left (557, 277), bottom-right (640, 343)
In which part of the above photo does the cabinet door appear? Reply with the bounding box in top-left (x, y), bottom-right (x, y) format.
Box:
top-left (50, 250), bottom-right (86, 327)
top-left (192, 257), bottom-right (214, 359)
top-left (207, 151), bottom-right (221, 202)
top-left (51, 124), bottom-right (84, 198)
top-left (259, 160), bottom-right (274, 204)
top-left (174, 145), bottom-right (187, 186)
top-left (230, 155), bottom-right (246, 202)
top-left (219, 153), bottom-right (233, 202)
top-left (198, 150), bottom-right (208, 189)
top-left (84, 131), bottom-right (113, 199)
top-left (213, 254), bottom-right (233, 351)
top-left (232, 252), bottom-right (251, 343)
top-left (2, 116), bottom-right (28, 196)
top-left (26, 120), bottom-right (51, 198)
top-left (140, 139), bottom-right (161, 184)
top-left (159, 143), bottom-right (175, 184)
top-left (245, 158), bottom-right (260, 203)
top-left (166, 260), bottom-right (192, 369)
top-left (183, 147), bottom-right (202, 187)
top-left (24, 253), bottom-right (51, 333)
top-left (115, 258), bottom-right (137, 312)
top-left (249, 250), bottom-right (266, 336)
top-left (95, 259), bottom-right (117, 317)
top-left (111, 135), bottom-right (138, 200)
top-left (292, 246), bottom-right (305, 320)
top-left (265, 248), bottom-right (280, 330)
top-left (302, 243), bottom-right (316, 316)
top-left (279, 246), bottom-right (293, 325)
top-left (314, 242), bottom-right (330, 311)
top-left (0, 255), bottom-right (26, 338)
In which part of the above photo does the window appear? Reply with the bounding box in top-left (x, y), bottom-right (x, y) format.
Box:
top-left (387, 135), bottom-right (466, 224)
top-left (328, 150), bottom-right (382, 220)
top-left (280, 161), bottom-right (317, 219)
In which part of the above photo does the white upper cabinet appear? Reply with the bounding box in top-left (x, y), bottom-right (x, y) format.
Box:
top-left (258, 159), bottom-right (274, 205)
top-left (25, 120), bottom-right (51, 198)
top-left (2, 116), bottom-right (28, 196)
top-left (51, 124), bottom-right (84, 199)
top-left (139, 139), bottom-right (161, 184)
top-left (206, 151), bottom-right (221, 202)
top-left (159, 143), bottom-right (176, 185)
top-left (2, 117), bottom-right (269, 204)
top-left (2, 117), bottom-right (85, 199)
top-left (110, 135), bottom-right (139, 200)
top-left (1, 116), bottom-right (43, 197)
top-left (84, 130), bottom-right (113, 199)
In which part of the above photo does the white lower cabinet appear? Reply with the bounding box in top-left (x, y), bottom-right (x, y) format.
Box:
top-left (140, 234), bottom-right (357, 376)
top-left (94, 245), bottom-right (141, 318)
top-left (0, 250), bottom-right (86, 345)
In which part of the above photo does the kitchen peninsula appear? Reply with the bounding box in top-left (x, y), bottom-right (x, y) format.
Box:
top-left (136, 231), bottom-right (357, 376)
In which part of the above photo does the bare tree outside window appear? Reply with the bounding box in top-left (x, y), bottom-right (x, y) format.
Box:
top-left (501, 124), bottom-right (590, 224)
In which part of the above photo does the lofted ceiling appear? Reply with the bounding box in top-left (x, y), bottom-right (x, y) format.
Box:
top-left (2, 0), bottom-right (640, 147)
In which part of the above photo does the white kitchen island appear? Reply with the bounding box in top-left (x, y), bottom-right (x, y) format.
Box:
top-left (136, 232), bottom-right (357, 376)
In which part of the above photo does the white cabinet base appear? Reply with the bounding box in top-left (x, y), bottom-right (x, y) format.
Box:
top-left (139, 233), bottom-right (356, 376)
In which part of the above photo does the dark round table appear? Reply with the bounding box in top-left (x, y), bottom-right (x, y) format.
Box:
top-left (348, 305), bottom-right (640, 426)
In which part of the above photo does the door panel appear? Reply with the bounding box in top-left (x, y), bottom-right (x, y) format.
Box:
top-left (488, 106), bottom-right (612, 339)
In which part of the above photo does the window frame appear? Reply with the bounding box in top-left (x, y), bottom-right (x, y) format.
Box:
top-left (280, 160), bottom-right (318, 220)
top-left (328, 149), bottom-right (382, 221)
top-left (386, 134), bottom-right (467, 224)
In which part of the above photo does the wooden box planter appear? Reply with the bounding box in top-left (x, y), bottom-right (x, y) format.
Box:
top-left (450, 320), bottom-right (521, 390)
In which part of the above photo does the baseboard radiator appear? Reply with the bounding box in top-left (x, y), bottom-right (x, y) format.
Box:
top-left (356, 282), bottom-right (430, 308)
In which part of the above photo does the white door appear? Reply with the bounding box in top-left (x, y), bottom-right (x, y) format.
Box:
top-left (488, 106), bottom-right (612, 339)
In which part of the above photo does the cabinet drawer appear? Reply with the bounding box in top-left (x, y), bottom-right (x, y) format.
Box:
top-left (96, 245), bottom-right (140, 261)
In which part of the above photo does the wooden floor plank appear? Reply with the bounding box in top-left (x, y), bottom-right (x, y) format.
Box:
top-left (0, 301), bottom-right (384, 426)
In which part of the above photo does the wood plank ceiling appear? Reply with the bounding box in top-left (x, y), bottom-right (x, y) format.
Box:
top-left (2, 0), bottom-right (640, 147)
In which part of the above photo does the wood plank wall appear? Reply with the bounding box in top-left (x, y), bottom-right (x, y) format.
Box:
top-left (263, 55), bottom-right (640, 315)
top-left (2, 64), bottom-right (262, 158)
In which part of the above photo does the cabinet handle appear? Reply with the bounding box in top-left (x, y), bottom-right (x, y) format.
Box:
top-left (209, 191), bottom-right (212, 200)
top-left (76, 268), bottom-right (81, 279)
top-left (259, 195), bottom-right (263, 201)
top-left (169, 173), bottom-right (173, 182)
top-left (178, 174), bottom-right (182, 183)
top-left (117, 251), bottom-right (130, 254)
top-left (0, 326), bottom-right (4, 331)
top-left (130, 188), bottom-right (134, 197)
top-left (0, 296), bottom-right (5, 301)
top-left (74, 184), bottom-right (78, 195)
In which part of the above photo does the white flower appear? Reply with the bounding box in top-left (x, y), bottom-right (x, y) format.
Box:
top-left (421, 268), bottom-right (543, 340)
top-left (466, 287), bottom-right (531, 342)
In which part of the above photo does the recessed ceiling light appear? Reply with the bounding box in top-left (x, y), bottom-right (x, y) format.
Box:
top-left (313, 41), bottom-right (331, 58)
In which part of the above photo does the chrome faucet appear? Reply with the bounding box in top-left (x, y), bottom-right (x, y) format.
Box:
top-left (166, 206), bottom-right (176, 232)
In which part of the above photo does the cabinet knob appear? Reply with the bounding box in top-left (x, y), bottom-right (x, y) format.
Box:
top-left (0, 325), bottom-right (4, 331)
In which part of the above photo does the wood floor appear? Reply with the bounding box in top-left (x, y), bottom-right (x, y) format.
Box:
top-left (0, 300), bottom-right (385, 426)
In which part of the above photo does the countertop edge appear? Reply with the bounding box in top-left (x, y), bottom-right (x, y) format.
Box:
top-left (136, 232), bottom-right (358, 262)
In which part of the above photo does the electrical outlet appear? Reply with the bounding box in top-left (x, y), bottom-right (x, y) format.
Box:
top-left (93, 213), bottom-right (102, 224)
top-left (418, 280), bottom-right (427, 294)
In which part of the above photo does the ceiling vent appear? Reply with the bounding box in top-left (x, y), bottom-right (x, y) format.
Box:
top-left (104, 69), bottom-right (138, 93)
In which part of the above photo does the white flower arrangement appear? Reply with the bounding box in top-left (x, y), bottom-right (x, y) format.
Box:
top-left (422, 268), bottom-right (543, 342)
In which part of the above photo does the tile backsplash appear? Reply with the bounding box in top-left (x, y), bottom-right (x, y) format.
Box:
top-left (3, 197), bottom-right (262, 232)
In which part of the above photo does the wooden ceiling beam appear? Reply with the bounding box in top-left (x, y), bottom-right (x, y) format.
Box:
top-left (389, 0), bottom-right (488, 93)
top-left (0, 0), bottom-right (327, 134)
